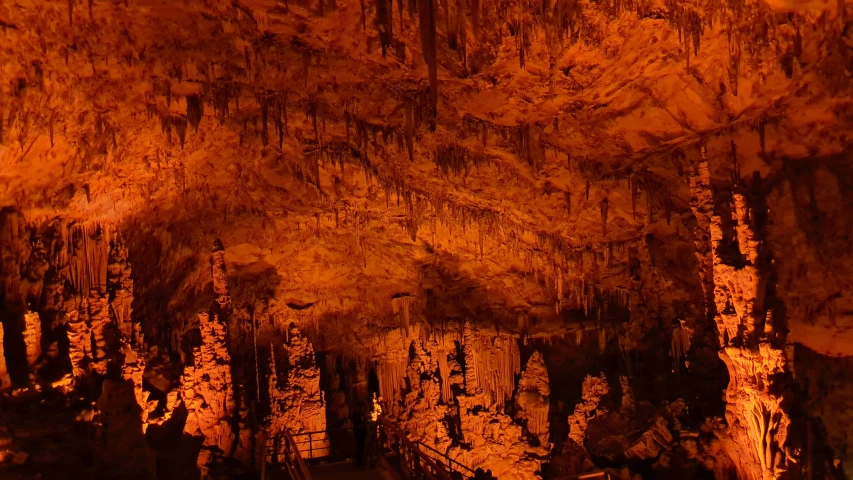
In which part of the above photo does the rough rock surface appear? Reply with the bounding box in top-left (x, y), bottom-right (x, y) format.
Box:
top-left (267, 324), bottom-right (329, 460)
top-left (516, 350), bottom-right (551, 448)
top-left (181, 311), bottom-right (236, 458)
top-left (0, 0), bottom-right (851, 477)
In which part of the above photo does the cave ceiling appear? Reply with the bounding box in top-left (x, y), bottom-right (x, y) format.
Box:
top-left (1, 0), bottom-right (852, 353)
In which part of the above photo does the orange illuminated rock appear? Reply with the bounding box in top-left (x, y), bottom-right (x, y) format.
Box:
top-left (181, 311), bottom-right (236, 457)
top-left (267, 325), bottom-right (329, 460)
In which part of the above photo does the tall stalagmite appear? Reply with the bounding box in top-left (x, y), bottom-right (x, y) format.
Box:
top-left (108, 239), bottom-right (135, 341)
top-left (708, 190), bottom-right (792, 479)
top-left (23, 310), bottom-right (42, 367)
top-left (0, 323), bottom-right (11, 389)
top-left (515, 351), bottom-right (551, 448)
top-left (181, 311), bottom-right (236, 460)
top-left (267, 325), bottom-right (329, 460)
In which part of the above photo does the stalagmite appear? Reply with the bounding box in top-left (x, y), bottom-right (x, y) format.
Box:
top-left (212, 239), bottom-right (231, 311)
top-left (88, 291), bottom-right (111, 375)
top-left (568, 373), bottom-right (609, 449)
top-left (0, 323), bottom-right (11, 389)
top-left (108, 239), bottom-right (134, 341)
top-left (690, 152), bottom-right (714, 318)
top-left (267, 325), bottom-right (329, 460)
top-left (23, 310), bottom-right (42, 367)
top-left (121, 341), bottom-right (151, 428)
top-left (181, 311), bottom-right (236, 459)
top-left (699, 182), bottom-right (793, 479)
top-left (515, 351), bottom-right (550, 447)
top-left (67, 296), bottom-right (91, 378)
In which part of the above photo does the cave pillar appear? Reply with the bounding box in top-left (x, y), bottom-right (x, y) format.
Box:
top-left (181, 311), bottom-right (236, 458)
top-left (707, 190), bottom-right (792, 479)
top-left (212, 238), bottom-right (230, 311)
top-left (88, 290), bottom-right (111, 375)
top-left (515, 351), bottom-right (550, 447)
top-left (108, 239), bottom-right (134, 341)
top-left (689, 152), bottom-right (715, 331)
top-left (567, 373), bottom-right (609, 449)
top-left (267, 325), bottom-right (329, 460)
top-left (0, 323), bottom-right (11, 389)
top-left (121, 341), bottom-right (150, 428)
top-left (67, 295), bottom-right (91, 378)
top-left (23, 310), bottom-right (42, 367)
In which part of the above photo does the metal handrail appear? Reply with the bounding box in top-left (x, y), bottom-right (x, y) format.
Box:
top-left (379, 418), bottom-right (456, 480)
top-left (415, 440), bottom-right (476, 478)
top-left (281, 429), bottom-right (313, 480)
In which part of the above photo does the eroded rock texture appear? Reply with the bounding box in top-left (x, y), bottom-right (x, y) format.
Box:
top-left (181, 311), bottom-right (236, 461)
top-left (0, 0), bottom-right (851, 476)
top-left (516, 351), bottom-right (551, 448)
top-left (267, 324), bottom-right (329, 460)
top-left (709, 191), bottom-right (793, 480)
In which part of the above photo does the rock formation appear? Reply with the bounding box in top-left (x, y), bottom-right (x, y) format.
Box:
top-left (515, 351), bottom-right (551, 448)
top-left (66, 295), bottom-right (91, 379)
top-left (0, 0), bottom-right (851, 476)
top-left (181, 311), bottom-right (236, 461)
top-left (23, 310), bottom-right (41, 368)
top-left (0, 323), bottom-right (11, 389)
top-left (108, 239), bottom-right (135, 342)
top-left (568, 373), bottom-right (610, 450)
top-left (267, 325), bottom-right (329, 460)
top-left (705, 189), bottom-right (793, 479)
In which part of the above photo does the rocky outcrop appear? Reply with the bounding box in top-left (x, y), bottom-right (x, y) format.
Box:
top-left (515, 351), bottom-right (550, 448)
top-left (267, 325), bottom-right (329, 460)
top-left (23, 310), bottom-right (42, 368)
top-left (181, 311), bottom-right (236, 458)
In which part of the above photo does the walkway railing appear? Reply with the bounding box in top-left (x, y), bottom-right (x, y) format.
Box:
top-left (280, 429), bottom-right (312, 480)
top-left (415, 440), bottom-right (477, 478)
top-left (378, 418), bottom-right (456, 480)
top-left (272, 420), bottom-right (484, 480)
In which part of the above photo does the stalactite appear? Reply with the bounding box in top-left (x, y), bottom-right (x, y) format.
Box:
top-left (391, 295), bottom-right (414, 332)
top-left (186, 95), bottom-right (203, 131)
top-left (68, 0), bottom-right (74, 26)
top-left (600, 197), bottom-right (608, 236)
top-left (418, 0), bottom-right (438, 119)
top-left (565, 190), bottom-right (571, 216)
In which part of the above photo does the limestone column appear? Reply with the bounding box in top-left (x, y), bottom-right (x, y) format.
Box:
top-left (88, 290), bottom-right (111, 375)
top-left (0, 323), bottom-right (11, 389)
top-left (23, 310), bottom-right (42, 367)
